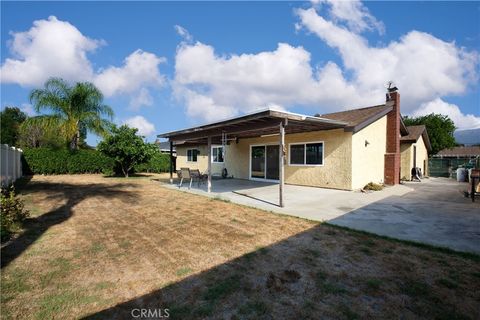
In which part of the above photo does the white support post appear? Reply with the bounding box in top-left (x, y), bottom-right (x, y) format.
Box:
top-left (207, 136), bottom-right (212, 193)
top-left (279, 121), bottom-right (285, 207)
top-left (169, 141), bottom-right (174, 184)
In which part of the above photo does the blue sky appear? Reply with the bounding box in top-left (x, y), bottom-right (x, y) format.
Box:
top-left (1, 1), bottom-right (479, 146)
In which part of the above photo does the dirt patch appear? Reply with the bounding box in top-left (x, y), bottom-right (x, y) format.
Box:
top-left (1, 174), bottom-right (479, 319)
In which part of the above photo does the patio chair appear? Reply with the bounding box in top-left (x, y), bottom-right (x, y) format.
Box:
top-left (190, 169), bottom-right (208, 187)
top-left (178, 167), bottom-right (193, 189)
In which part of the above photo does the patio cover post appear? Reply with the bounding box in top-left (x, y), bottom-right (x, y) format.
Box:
top-left (169, 141), bottom-right (173, 184)
top-left (279, 120), bottom-right (285, 207)
top-left (207, 136), bottom-right (212, 193)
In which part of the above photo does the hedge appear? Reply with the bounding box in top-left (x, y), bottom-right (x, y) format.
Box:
top-left (22, 147), bottom-right (171, 175)
top-left (22, 148), bottom-right (114, 175)
top-left (134, 152), bottom-right (171, 173)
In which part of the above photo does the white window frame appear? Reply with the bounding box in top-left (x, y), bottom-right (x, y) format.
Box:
top-left (211, 145), bottom-right (224, 163)
top-left (186, 149), bottom-right (198, 162)
top-left (288, 141), bottom-right (324, 166)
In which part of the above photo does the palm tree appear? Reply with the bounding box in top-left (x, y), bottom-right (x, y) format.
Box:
top-left (28, 78), bottom-right (114, 150)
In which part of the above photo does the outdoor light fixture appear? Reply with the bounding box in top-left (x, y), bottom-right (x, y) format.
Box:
top-left (365, 140), bottom-right (370, 147)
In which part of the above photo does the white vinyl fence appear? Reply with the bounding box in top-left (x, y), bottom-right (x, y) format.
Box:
top-left (1, 144), bottom-right (23, 187)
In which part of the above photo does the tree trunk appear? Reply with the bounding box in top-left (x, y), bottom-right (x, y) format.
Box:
top-left (70, 130), bottom-right (80, 150)
top-left (122, 165), bottom-right (129, 178)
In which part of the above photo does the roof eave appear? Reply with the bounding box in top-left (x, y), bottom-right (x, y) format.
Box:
top-left (157, 109), bottom-right (348, 139)
top-left (345, 106), bottom-right (393, 133)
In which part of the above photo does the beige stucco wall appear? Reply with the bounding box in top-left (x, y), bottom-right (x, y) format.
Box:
top-left (400, 135), bottom-right (429, 179)
top-left (175, 128), bottom-right (353, 190)
top-left (176, 145), bottom-right (224, 176)
top-left (400, 143), bottom-right (412, 180)
top-left (415, 135), bottom-right (429, 176)
top-left (351, 116), bottom-right (387, 190)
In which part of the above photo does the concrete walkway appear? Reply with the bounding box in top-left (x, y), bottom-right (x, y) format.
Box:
top-left (161, 177), bottom-right (480, 253)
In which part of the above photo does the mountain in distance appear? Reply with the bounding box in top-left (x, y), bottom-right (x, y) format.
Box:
top-left (454, 128), bottom-right (480, 145)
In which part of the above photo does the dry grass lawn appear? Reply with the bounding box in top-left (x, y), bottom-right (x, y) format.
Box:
top-left (1, 174), bottom-right (479, 319)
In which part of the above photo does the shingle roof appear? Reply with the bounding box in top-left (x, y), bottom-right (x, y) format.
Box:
top-left (401, 125), bottom-right (425, 141)
top-left (320, 104), bottom-right (390, 127)
top-left (401, 125), bottom-right (432, 151)
top-left (436, 146), bottom-right (480, 157)
top-left (320, 104), bottom-right (412, 134)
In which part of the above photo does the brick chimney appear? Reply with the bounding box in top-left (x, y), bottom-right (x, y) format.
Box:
top-left (384, 89), bottom-right (400, 185)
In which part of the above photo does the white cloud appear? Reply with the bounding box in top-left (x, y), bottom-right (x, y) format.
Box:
top-left (174, 3), bottom-right (477, 123)
top-left (321, 0), bottom-right (385, 34)
top-left (1, 16), bottom-right (166, 110)
top-left (174, 42), bottom-right (360, 122)
top-left (1, 16), bottom-right (100, 86)
top-left (295, 6), bottom-right (479, 112)
top-left (174, 25), bottom-right (193, 42)
top-left (129, 88), bottom-right (154, 110)
top-left (411, 98), bottom-right (480, 130)
top-left (20, 103), bottom-right (35, 116)
top-left (94, 49), bottom-right (165, 97)
top-left (123, 115), bottom-right (156, 136)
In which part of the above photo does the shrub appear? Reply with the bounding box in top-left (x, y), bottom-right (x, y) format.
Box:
top-left (363, 182), bottom-right (384, 191)
top-left (97, 125), bottom-right (156, 177)
top-left (135, 152), bottom-right (171, 173)
top-left (22, 148), bottom-right (114, 175)
top-left (1, 187), bottom-right (30, 241)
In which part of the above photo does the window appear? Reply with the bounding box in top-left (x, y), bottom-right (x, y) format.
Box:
top-left (187, 149), bottom-right (198, 162)
top-left (289, 142), bottom-right (324, 165)
top-left (212, 146), bottom-right (224, 163)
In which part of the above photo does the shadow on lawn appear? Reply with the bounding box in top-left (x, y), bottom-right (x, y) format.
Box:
top-left (81, 224), bottom-right (478, 320)
top-left (1, 179), bottom-right (137, 269)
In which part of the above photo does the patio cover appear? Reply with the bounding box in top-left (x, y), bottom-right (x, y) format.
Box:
top-left (157, 108), bottom-right (348, 144)
top-left (157, 108), bottom-right (348, 207)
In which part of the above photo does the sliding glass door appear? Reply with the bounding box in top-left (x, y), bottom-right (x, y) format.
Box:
top-left (250, 145), bottom-right (279, 181)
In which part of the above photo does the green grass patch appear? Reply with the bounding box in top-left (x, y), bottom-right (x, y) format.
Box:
top-left (436, 278), bottom-right (459, 289)
top-left (238, 300), bottom-right (269, 317)
top-left (203, 275), bottom-right (242, 301)
top-left (176, 267), bottom-right (193, 277)
top-left (337, 304), bottom-right (360, 320)
top-left (35, 291), bottom-right (99, 320)
top-left (89, 242), bottom-right (106, 254)
top-left (360, 247), bottom-right (373, 255)
top-left (193, 302), bottom-right (214, 317)
top-left (168, 304), bottom-right (192, 319)
top-left (366, 279), bottom-right (382, 291)
top-left (118, 240), bottom-right (131, 249)
top-left (94, 281), bottom-right (115, 290)
top-left (1, 268), bottom-right (31, 302)
top-left (314, 270), bottom-right (346, 295)
top-left (402, 280), bottom-right (430, 297)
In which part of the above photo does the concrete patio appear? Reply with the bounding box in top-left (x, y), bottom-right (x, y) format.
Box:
top-left (161, 177), bottom-right (480, 253)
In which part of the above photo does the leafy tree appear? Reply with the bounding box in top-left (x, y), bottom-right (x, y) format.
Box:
top-left (17, 121), bottom-right (64, 149)
top-left (0, 107), bottom-right (27, 146)
top-left (403, 113), bottom-right (456, 154)
top-left (28, 77), bottom-right (114, 150)
top-left (97, 125), bottom-right (156, 177)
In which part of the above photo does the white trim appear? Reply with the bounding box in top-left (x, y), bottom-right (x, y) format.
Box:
top-left (186, 148), bottom-right (198, 163)
top-left (288, 141), bottom-right (325, 166)
top-left (249, 143), bottom-right (280, 182)
top-left (211, 145), bottom-right (224, 163)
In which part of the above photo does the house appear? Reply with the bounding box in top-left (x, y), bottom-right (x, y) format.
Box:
top-left (435, 146), bottom-right (480, 158)
top-left (400, 125), bottom-right (432, 179)
top-left (155, 140), bottom-right (176, 156)
top-left (429, 146), bottom-right (480, 177)
top-left (159, 89), bottom-right (420, 205)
